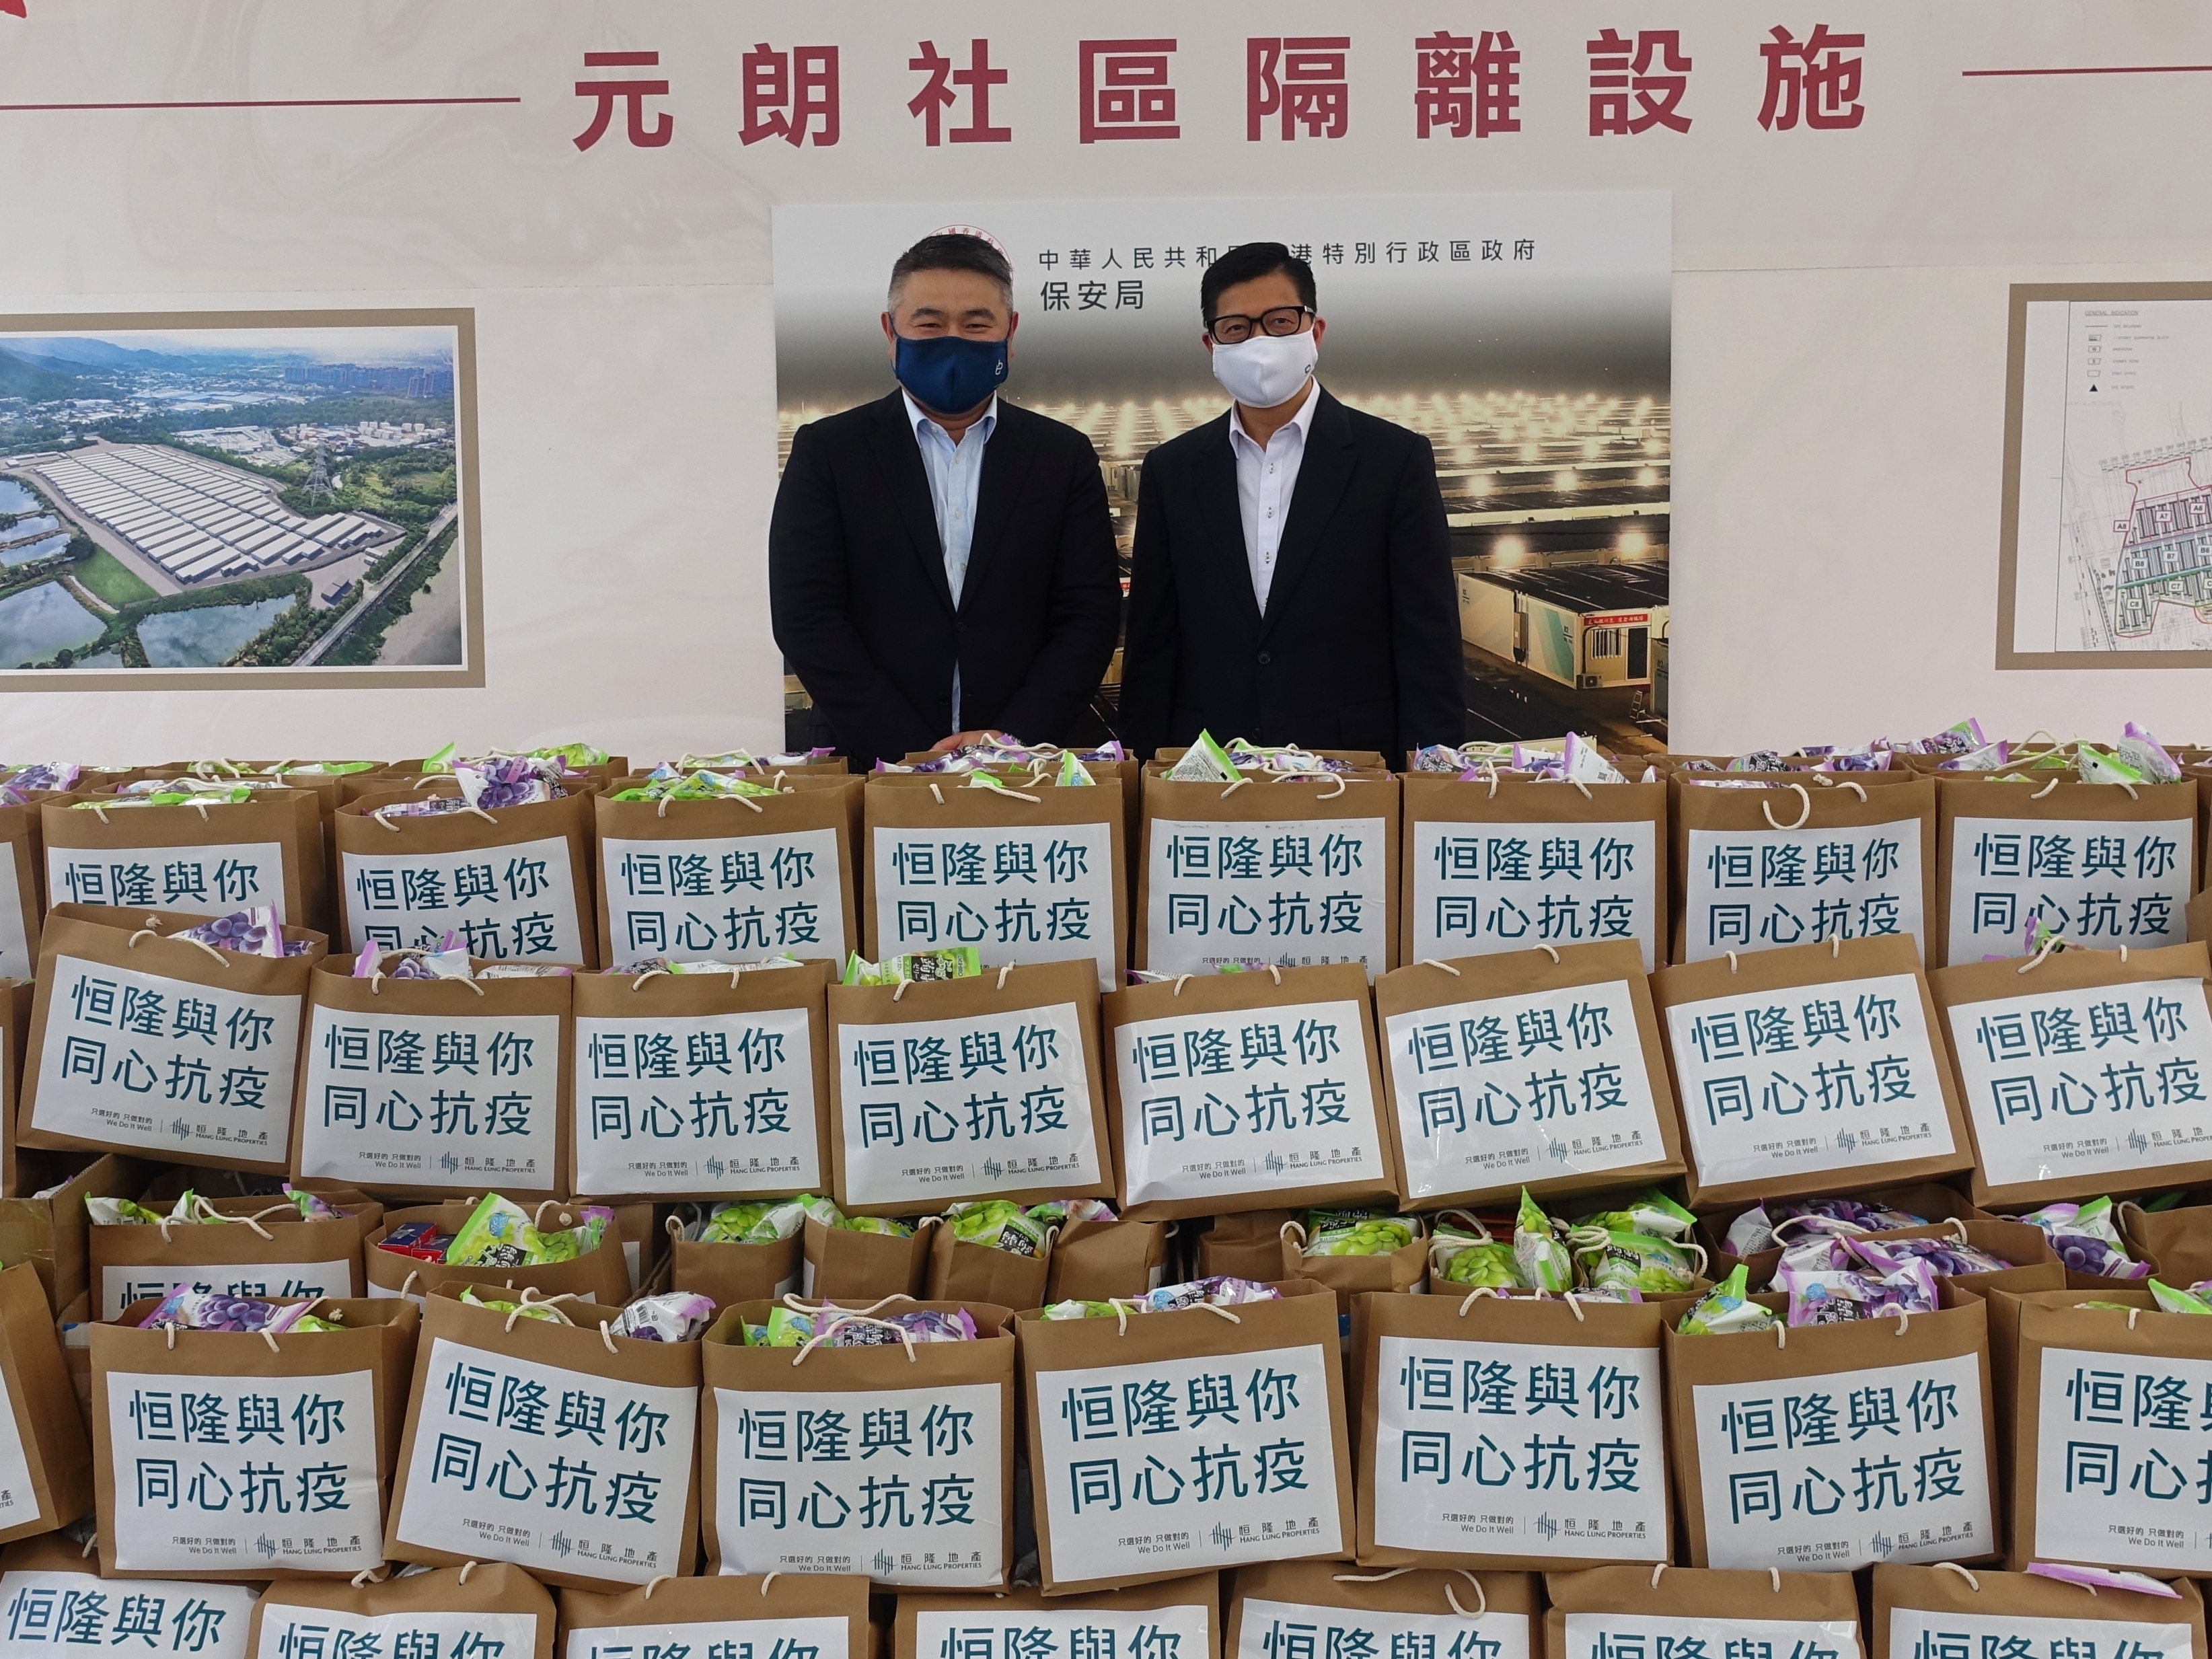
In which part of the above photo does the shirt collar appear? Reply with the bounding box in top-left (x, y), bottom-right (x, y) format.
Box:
top-left (1228, 377), bottom-right (1321, 451)
top-left (903, 390), bottom-right (999, 447)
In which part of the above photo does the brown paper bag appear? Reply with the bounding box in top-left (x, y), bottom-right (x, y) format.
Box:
top-left (2005, 1286), bottom-right (2212, 1574)
top-left (1648, 934), bottom-right (1975, 1208)
top-left (1136, 768), bottom-right (1400, 980)
top-left (384, 1282), bottom-right (700, 1589)
top-left (1401, 772), bottom-right (1668, 973)
top-left (566, 1572), bottom-right (873, 1659)
top-left (334, 788), bottom-right (597, 965)
top-left (1101, 963), bottom-right (1401, 1222)
top-left (1017, 1277), bottom-right (1352, 1592)
top-left (595, 776), bottom-right (861, 971)
top-left (1662, 1284), bottom-right (1997, 1569)
top-left (1229, 1561), bottom-right (1535, 1659)
top-left (19, 904), bottom-right (329, 1176)
top-left (43, 789), bottom-right (326, 932)
top-left (1047, 1216), bottom-right (1170, 1302)
top-left (1197, 1212), bottom-right (1297, 1281)
top-left (289, 957), bottom-right (573, 1202)
top-left (1542, 1563), bottom-right (1862, 1658)
top-left (826, 961), bottom-right (1111, 1215)
top-left (0, 979), bottom-right (32, 1202)
top-left (0, 801), bottom-right (42, 981)
top-left (906, 1576), bottom-right (1219, 1659)
top-left (1354, 1290), bottom-right (1669, 1570)
top-left (1670, 772), bottom-right (1938, 969)
top-left (1731, 1216), bottom-right (2063, 1302)
top-left (89, 1293), bottom-right (417, 1578)
top-left (0, 1262), bottom-right (92, 1544)
top-left (864, 774), bottom-right (1127, 992)
top-left (801, 1215), bottom-right (930, 1301)
top-left (0, 1528), bottom-right (265, 1652)
top-left (1280, 1217), bottom-right (1426, 1320)
top-left (1373, 942), bottom-right (1686, 1210)
top-left (1929, 939), bottom-right (2212, 1207)
top-left (669, 1230), bottom-right (804, 1310)
top-left (89, 1191), bottom-right (383, 1321)
top-left (699, 1297), bottom-right (1017, 1589)
top-left (1872, 1562), bottom-right (2207, 1659)
top-left (2122, 1200), bottom-right (2212, 1286)
top-left (249, 1561), bottom-right (556, 1659)
top-left (0, 1150), bottom-right (158, 1313)
top-left (569, 959), bottom-right (832, 1202)
top-left (1695, 1181), bottom-right (1993, 1274)
top-left (1936, 776), bottom-right (2198, 967)
top-left (924, 1220), bottom-right (1049, 1311)
top-left (361, 1200), bottom-right (628, 1306)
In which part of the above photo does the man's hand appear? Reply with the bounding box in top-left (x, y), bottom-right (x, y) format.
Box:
top-left (930, 729), bottom-right (1008, 753)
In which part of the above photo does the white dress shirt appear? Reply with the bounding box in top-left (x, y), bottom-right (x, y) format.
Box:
top-left (1226, 377), bottom-right (1320, 614)
top-left (904, 390), bottom-right (998, 732)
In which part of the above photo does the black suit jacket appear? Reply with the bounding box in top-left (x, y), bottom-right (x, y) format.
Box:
top-left (1119, 386), bottom-right (1464, 760)
top-left (769, 390), bottom-right (1121, 768)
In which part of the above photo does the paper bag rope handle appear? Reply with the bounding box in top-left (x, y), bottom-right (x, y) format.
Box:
top-left (1332, 1568), bottom-right (1487, 1618)
top-left (128, 926), bottom-right (231, 968)
top-left (793, 1313), bottom-right (917, 1364)
top-left (377, 799), bottom-right (499, 826)
top-left (1650, 1565), bottom-right (1781, 1592)
top-left (366, 949), bottom-right (487, 996)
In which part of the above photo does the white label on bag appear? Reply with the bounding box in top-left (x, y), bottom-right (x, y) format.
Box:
top-left (570, 1617), bottom-right (848, 1659)
top-left (574, 1005), bottom-right (820, 1195)
top-left (1944, 814), bottom-right (2191, 967)
top-left (48, 841), bottom-right (289, 919)
top-left (1115, 998), bottom-right (1387, 1205)
top-left (0, 1570), bottom-right (256, 1659)
top-left (398, 1336), bottom-right (696, 1583)
top-left (1691, 1351), bottom-right (1990, 1570)
top-left (1564, 1613), bottom-right (1861, 1659)
top-left (2033, 1344), bottom-right (2212, 1572)
top-left (711, 1380), bottom-right (1004, 1585)
top-left (1664, 971), bottom-right (1954, 1190)
top-left (1146, 815), bottom-right (1389, 981)
top-left (835, 1000), bottom-right (1099, 1206)
top-left (1413, 819), bottom-right (1658, 973)
top-left (1383, 980), bottom-right (1665, 1198)
top-left (1372, 1334), bottom-right (1666, 1560)
top-left (0, 1375), bottom-right (35, 1527)
top-left (0, 858), bottom-right (28, 979)
top-left (100, 1260), bottom-right (353, 1322)
top-left (873, 821), bottom-right (1117, 992)
top-left (252, 1608), bottom-right (538, 1659)
top-left (601, 830), bottom-right (845, 970)
top-left (1947, 976), bottom-right (2212, 1189)
top-left (295, 1008), bottom-right (560, 1189)
top-left (342, 834), bottom-right (584, 961)
top-left (1238, 1599), bottom-right (1527, 1659)
top-left (1035, 1339), bottom-right (1341, 1584)
top-left (925, 1605), bottom-right (1211, 1659)
top-left (32, 953), bottom-right (301, 1163)
top-left (106, 1366), bottom-right (381, 1574)
top-left (1684, 820), bottom-right (1925, 965)
top-left (1887, 1607), bottom-right (2190, 1659)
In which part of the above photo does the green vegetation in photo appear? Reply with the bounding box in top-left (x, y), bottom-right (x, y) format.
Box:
top-left (71, 544), bottom-right (157, 609)
top-left (324, 522), bottom-right (453, 667)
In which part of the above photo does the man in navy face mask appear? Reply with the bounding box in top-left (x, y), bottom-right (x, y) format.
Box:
top-left (770, 232), bottom-right (1120, 768)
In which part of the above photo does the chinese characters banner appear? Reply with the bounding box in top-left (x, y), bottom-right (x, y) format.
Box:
top-left (1411, 818), bottom-right (1658, 976)
top-left (869, 823), bottom-right (1119, 994)
top-left (709, 1380), bottom-right (1006, 1587)
top-left (48, 841), bottom-right (289, 923)
top-left (1142, 813), bottom-right (1392, 982)
top-left (1563, 1614), bottom-right (1860, 1659)
top-left (601, 830), bottom-right (846, 971)
top-left (1232, 1596), bottom-right (1528, 1659)
top-left (395, 1334), bottom-right (698, 1586)
top-left (102, 1367), bottom-right (381, 1575)
top-left (1681, 817), bottom-right (1927, 967)
top-left (910, 1595), bottom-right (1215, 1659)
top-left (2028, 1339), bottom-right (2212, 1574)
top-left (341, 837), bottom-right (588, 965)
top-left (1940, 805), bottom-right (2194, 968)
top-left (256, 1609), bottom-right (540, 1659)
top-left (99, 1260), bottom-right (353, 1324)
top-left (567, 1615), bottom-right (851, 1659)
top-left (26, 950), bottom-right (303, 1171)
top-left (1885, 1607), bottom-right (2190, 1659)
top-left (1937, 962), bottom-right (2212, 1203)
top-left (0, 1568), bottom-right (255, 1659)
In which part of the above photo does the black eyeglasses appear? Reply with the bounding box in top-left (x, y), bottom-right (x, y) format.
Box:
top-left (1206, 305), bottom-right (1314, 346)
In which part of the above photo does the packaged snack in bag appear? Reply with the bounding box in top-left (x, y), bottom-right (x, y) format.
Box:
top-left (1163, 730), bottom-right (1239, 782)
top-left (1561, 731), bottom-right (1627, 784)
top-left (458, 1284), bottom-right (565, 1323)
top-left (139, 1289), bottom-right (316, 1334)
top-left (1676, 1263), bottom-right (1779, 1335)
top-left (1026, 1197), bottom-right (1116, 1224)
top-left (1572, 1226), bottom-right (1703, 1296)
top-left (446, 1193), bottom-right (611, 1267)
top-left (85, 1196), bottom-right (176, 1226)
top-left (1041, 1276), bottom-right (1280, 1319)
top-left (1055, 753), bottom-right (1096, 787)
top-left (755, 1304), bottom-right (979, 1346)
top-left (1300, 1211), bottom-right (1416, 1257)
top-left (1574, 1189), bottom-right (1697, 1241)
top-left (1512, 1189), bottom-right (1572, 1292)
top-left (2118, 722), bottom-right (2184, 783)
top-left (943, 1200), bottom-right (1052, 1257)
top-left (378, 1220), bottom-right (452, 1260)
top-left (608, 1291), bottom-right (717, 1341)
top-left (697, 1195), bottom-right (826, 1243)
top-left (2076, 745), bottom-right (2147, 786)
top-left (841, 947), bottom-right (983, 985)
top-left (281, 1183), bottom-right (350, 1222)
top-left (2018, 1196), bottom-right (2150, 1278)
top-left (839, 1214), bottom-right (916, 1237)
top-left (1852, 1234), bottom-right (2012, 1278)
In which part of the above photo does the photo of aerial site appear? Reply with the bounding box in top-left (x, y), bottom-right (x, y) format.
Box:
top-left (775, 194), bottom-right (1672, 751)
top-left (0, 314), bottom-right (474, 682)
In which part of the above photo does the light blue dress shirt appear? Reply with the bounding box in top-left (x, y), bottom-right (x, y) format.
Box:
top-left (904, 390), bottom-right (998, 733)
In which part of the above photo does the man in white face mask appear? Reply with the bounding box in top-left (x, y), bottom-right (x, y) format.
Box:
top-left (1119, 242), bottom-right (1463, 763)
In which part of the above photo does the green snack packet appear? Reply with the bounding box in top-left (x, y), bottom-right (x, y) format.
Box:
top-left (1513, 1189), bottom-right (1572, 1293)
top-left (762, 1306), bottom-right (815, 1346)
top-left (1302, 1212), bottom-right (1415, 1257)
top-left (1572, 1226), bottom-right (1701, 1296)
top-left (1574, 1189), bottom-right (1696, 1241)
top-left (1056, 753), bottom-right (1097, 787)
top-left (1676, 1264), bottom-right (1779, 1335)
top-left (1435, 1239), bottom-right (1520, 1289)
top-left (840, 1214), bottom-right (915, 1238)
top-left (1042, 1299), bottom-right (1121, 1320)
top-left (841, 947), bottom-right (984, 986)
top-left (2149, 1279), bottom-right (2212, 1315)
top-left (700, 1198), bottom-right (813, 1244)
top-left (945, 1200), bottom-right (1050, 1257)
top-left (2077, 745), bottom-right (2147, 786)
top-left (1163, 729), bottom-right (1239, 783)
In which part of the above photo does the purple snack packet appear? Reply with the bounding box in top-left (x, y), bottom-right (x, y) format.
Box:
top-left (139, 1289), bottom-right (313, 1334)
top-left (175, 907), bottom-right (288, 959)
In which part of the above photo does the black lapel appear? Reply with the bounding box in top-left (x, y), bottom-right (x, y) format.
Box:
top-left (1259, 386), bottom-right (1356, 637)
top-left (957, 402), bottom-right (1032, 612)
top-left (1193, 413), bottom-right (1264, 634)
top-left (862, 390), bottom-right (954, 614)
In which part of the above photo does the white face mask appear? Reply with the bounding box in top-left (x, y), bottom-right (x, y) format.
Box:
top-left (1210, 328), bottom-right (1317, 410)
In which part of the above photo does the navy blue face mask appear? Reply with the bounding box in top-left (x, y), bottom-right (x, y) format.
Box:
top-left (894, 332), bottom-right (1008, 416)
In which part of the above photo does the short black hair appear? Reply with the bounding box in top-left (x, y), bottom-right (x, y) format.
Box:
top-left (1200, 242), bottom-right (1318, 324)
top-left (888, 233), bottom-right (1013, 309)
